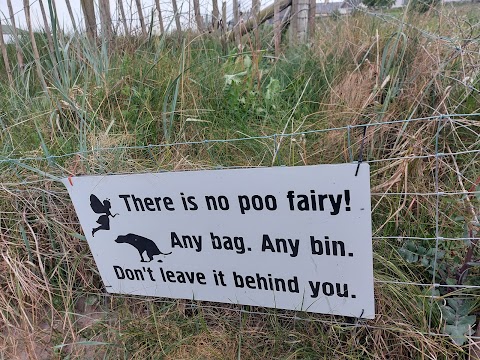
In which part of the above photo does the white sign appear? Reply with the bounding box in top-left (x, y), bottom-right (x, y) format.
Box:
top-left (63, 164), bottom-right (375, 318)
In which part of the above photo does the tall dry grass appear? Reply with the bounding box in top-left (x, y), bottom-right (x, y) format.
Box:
top-left (0, 3), bottom-right (479, 358)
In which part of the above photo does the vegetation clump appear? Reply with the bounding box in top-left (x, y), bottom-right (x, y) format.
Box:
top-left (0, 3), bottom-right (479, 358)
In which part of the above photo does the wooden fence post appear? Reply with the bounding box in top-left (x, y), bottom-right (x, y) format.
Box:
top-left (0, 18), bottom-right (14, 86)
top-left (135, 0), bottom-right (147, 36)
top-left (297, 0), bottom-right (308, 43)
top-left (212, 0), bottom-right (219, 31)
top-left (117, 0), bottom-right (130, 35)
top-left (99, 0), bottom-right (113, 40)
top-left (172, 0), bottom-right (182, 32)
top-left (233, 0), bottom-right (241, 48)
top-left (252, 0), bottom-right (260, 50)
top-left (221, 1), bottom-right (227, 53)
top-left (6, 0), bottom-right (24, 70)
top-left (193, 0), bottom-right (204, 31)
top-left (308, 0), bottom-right (315, 41)
top-left (290, 0), bottom-right (298, 44)
top-left (227, 0), bottom-right (292, 42)
top-left (274, 0), bottom-right (280, 56)
top-left (155, 0), bottom-right (165, 33)
top-left (23, 0), bottom-right (49, 94)
top-left (80, 0), bottom-right (97, 41)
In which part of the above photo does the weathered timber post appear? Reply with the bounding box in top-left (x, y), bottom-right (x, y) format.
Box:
top-left (0, 18), bottom-right (14, 85)
top-left (308, 0), bottom-right (315, 41)
top-left (227, 0), bottom-right (292, 42)
top-left (23, 0), bottom-right (49, 94)
top-left (193, 0), bottom-right (204, 31)
top-left (274, 0), bottom-right (281, 56)
top-left (81, 0), bottom-right (97, 41)
top-left (297, 0), bottom-right (309, 43)
top-left (99, 0), bottom-right (113, 41)
top-left (135, 0), bottom-right (147, 36)
top-left (233, 0), bottom-right (241, 48)
top-left (117, 0), bottom-right (130, 35)
top-left (212, 0), bottom-right (219, 31)
top-left (221, 1), bottom-right (227, 53)
top-left (172, 0), bottom-right (182, 32)
top-left (290, 0), bottom-right (298, 44)
top-left (155, 0), bottom-right (165, 34)
top-left (7, 0), bottom-right (24, 70)
top-left (252, 0), bottom-right (260, 50)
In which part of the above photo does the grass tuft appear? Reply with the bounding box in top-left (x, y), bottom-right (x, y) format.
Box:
top-left (0, 3), bottom-right (479, 358)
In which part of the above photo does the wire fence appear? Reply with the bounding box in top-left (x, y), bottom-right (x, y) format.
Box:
top-left (1, 113), bottom-right (479, 343)
top-left (1, 0), bottom-right (480, 354)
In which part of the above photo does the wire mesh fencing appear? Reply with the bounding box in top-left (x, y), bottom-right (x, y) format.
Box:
top-left (1, 0), bottom-right (480, 355)
top-left (1, 112), bottom-right (479, 347)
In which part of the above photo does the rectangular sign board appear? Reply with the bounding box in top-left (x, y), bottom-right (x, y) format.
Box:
top-left (63, 164), bottom-right (375, 318)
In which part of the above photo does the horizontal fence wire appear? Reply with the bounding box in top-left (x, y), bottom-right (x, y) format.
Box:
top-left (1, 113), bottom-right (479, 165)
top-left (1, 1), bottom-right (480, 344)
top-left (2, 114), bottom-right (479, 323)
top-left (357, 6), bottom-right (480, 44)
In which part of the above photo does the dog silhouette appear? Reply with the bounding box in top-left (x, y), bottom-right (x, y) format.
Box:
top-left (115, 233), bottom-right (172, 262)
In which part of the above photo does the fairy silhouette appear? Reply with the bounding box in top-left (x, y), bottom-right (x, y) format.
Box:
top-left (90, 194), bottom-right (119, 237)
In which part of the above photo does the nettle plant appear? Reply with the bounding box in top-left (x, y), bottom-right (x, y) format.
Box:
top-left (399, 185), bottom-right (480, 345)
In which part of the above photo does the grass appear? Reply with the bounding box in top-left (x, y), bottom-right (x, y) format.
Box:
top-left (1, 3), bottom-right (480, 358)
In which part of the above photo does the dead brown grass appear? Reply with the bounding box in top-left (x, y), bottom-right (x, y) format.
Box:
top-left (1, 4), bottom-right (479, 359)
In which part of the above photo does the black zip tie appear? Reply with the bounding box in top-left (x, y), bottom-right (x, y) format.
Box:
top-left (355, 125), bottom-right (367, 177)
top-left (354, 308), bottom-right (365, 325)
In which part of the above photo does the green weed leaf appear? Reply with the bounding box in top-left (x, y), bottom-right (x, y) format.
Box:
top-left (441, 300), bottom-right (476, 346)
